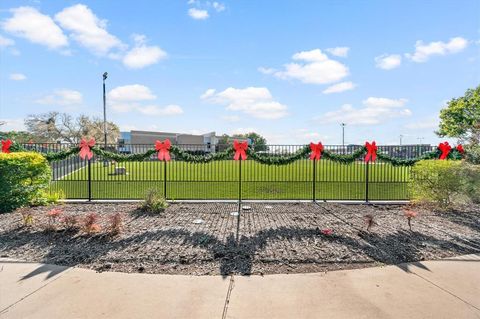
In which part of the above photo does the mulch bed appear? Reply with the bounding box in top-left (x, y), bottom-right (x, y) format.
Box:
top-left (0, 202), bottom-right (479, 276)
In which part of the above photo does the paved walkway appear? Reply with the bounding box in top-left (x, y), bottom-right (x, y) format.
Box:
top-left (1, 255), bottom-right (479, 319)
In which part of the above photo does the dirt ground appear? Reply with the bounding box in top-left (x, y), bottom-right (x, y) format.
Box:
top-left (0, 202), bottom-right (479, 276)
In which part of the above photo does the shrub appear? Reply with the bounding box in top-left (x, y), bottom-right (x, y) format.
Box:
top-left (140, 189), bottom-right (168, 214)
top-left (404, 209), bottom-right (417, 231)
top-left (33, 190), bottom-right (65, 206)
top-left (83, 212), bottom-right (101, 234)
top-left (45, 208), bottom-right (63, 231)
top-left (464, 144), bottom-right (480, 165)
top-left (107, 213), bottom-right (123, 236)
top-left (0, 152), bottom-right (51, 213)
top-left (410, 160), bottom-right (466, 207)
top-left (62, 215), bottom-right (78, 230)
top-left (410, 160), bottom-right (480, 207)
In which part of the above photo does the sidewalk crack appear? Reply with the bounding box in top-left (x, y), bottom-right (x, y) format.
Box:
top-left (221, 275), bottom-right (235, 319)
top-left (411, 272), bottom-right (480, 312)
top-left (0, 267), bottom-right (73, 315)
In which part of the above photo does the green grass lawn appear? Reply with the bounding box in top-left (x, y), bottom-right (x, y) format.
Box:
top-left (51, 159), bottom-right (411, 200)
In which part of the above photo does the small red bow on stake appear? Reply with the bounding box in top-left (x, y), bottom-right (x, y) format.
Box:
top-left (1, 139), bottom-right (12, 153)
top-left (155, 139), bottom-right (171, 161)
top-left (79, 138), bottom-right (95, 160)
top-left (364, 141), bottom-right (377, 162)
top-left (456, 144), bottom-right (464, 154)
top-left (438, 141), bottom-right (452, 160)
top-left (309, 142), bottom-right (324, 160)
top-left (233, 140), bottom-right (248, 160)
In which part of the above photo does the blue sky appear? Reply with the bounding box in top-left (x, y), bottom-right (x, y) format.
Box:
top-left (0, 0), bottom-right (479, 145)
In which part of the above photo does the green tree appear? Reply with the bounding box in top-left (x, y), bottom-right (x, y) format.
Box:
top-left (437, 85), bottom-right (480, 144)
top-left (233, 132), bottom-right (268, 152)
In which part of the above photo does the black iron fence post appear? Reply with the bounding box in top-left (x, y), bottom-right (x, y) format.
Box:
top-left (312, 159), bottom-right (316, 202)
top-left (164, 161), bottom-right (167, 199)
top-left (236, 159), bottom-right (242, 242)
top-left (87, 159), bottom-right (92, 201)
top-left (365, 161), bottom-right (369, 203)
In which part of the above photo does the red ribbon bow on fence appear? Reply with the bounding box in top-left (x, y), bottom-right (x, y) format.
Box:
top-left (438, 141), bottom-right (452, 160)
top-left (233, 140), bottom-right (248, 161)
top-left (155, 139), bottom-right (171, 161)
top-left (309, 142), bottom-right (324, 160)
top-left (364, 141), bottom-right (377, 162)
top-left (1, 139), bottom-right (12, 153)
top-left (456, 144), bottom-right (464, 154)
top-left (79, 138), bottom-right (95, 160)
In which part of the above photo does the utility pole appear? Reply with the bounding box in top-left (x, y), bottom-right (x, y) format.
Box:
top-left (103, 72), bottom-right (108, 150)
top-left (340, 123), bottom-right (346, 151)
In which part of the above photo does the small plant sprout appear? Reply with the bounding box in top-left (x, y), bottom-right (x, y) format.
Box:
top-left (321, 229), bottom-right (333, 236)
top-left (108, 213), bottom-right (123, 236)
top-left (83, 212), bottom-right (101, 235)
top-left (364, 214), bottom-right (376, 232)
top-left (62, 215), bottom-right (78, 230)
top-left (20, 211), bottom-right (34, 227)
top-left (46, 208), bottom-right (63, 231)
top-left (404, 209), bottom-right (417, 231)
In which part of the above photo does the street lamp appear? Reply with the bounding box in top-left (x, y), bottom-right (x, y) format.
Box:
top-left (399, 134), bottom-right (403, 146)
top-left (340, 123), bottom-right (346, 152)
top-left (102, 72), bottom-right (108, 150)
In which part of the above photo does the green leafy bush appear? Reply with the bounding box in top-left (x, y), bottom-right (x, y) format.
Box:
top-left (140, 188), bottom-right (168, 213)
top-left (458, 163), bottom-right (480, 203)
top-left (0, 152), bottom-right (51, 213)
top-left (465, 144), bottom-right (480, 164)
top-left (410, 159), bottom-right (479, 207)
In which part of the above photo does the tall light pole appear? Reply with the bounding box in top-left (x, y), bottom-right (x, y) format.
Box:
top-left (103, 72), bottom-right (108, 150)
top-left (340, 123), bottom-right (346, 150)
top-left (399, 134), bottom-right (403, 146)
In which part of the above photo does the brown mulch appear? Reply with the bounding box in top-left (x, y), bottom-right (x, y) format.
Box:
top-left (0, 202), bottom-right (479, 276)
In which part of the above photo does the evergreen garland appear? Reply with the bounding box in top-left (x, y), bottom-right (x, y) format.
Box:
top-left (322, 146), bottom-right (367, 164)
top-left (247, 145), bottom-right (310, 165)
top-left (6, 140), bottom-right (465, 166)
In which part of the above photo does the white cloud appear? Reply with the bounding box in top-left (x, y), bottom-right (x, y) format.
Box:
top-left (36, 89), bottom-right (83, 106)
top-left (258, 66), bottom-right (276, 75)
top-left (322, 81), bottom-right (356, 94)
top-left (375, 54), bottom-right (402, 70)
top-left (363, 97), bottom-right (408, 108)
top-left (137, 104), bottom-right (184, 116)
top-left (222, 115), bottom-right (241, 122)
top-left (326, 47), bottom-right (349, 57)
top-left (0, 118), bottom-right (25, 131)
top-left (108, 84), bottom-right (156, 102)
top-left (273, 49), bottom-right (349, 85)
top-left (406, 37), bottom-right (468, 63)
top-left (9, 73), bottom-right (26, 81)
top-left (55, 4), bottom-right (124, 56)
top-left (0, 35), bottom-right (15, 47)
top-left (122, 35), bottom-right (167, 69)
top-left (212, 2), bottom-right (225, 12)
top-left (405, 117), bottom-right (438, 130)
top-left (230, 127), bottom-right (257, 135)
top-left (108, 84), bottom-right (182, 116)
top-left (317, 97), bottom-right (411, 125)
top-left (202, 87), bottom-right (288, 119)
top-left (188, 8), bottom-right (209, 20)
top-left (2, 6), bottom-right (68, 49)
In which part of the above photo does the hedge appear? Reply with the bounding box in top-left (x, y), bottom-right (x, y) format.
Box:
top-left (0, 152), bottom-right (51, 213)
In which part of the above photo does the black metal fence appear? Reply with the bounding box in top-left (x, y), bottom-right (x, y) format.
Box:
top-left (23, 143), bottom-right (436, 201)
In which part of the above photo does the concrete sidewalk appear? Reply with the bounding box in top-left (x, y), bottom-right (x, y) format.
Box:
top-left (1, 255), bottom-right (479, 319)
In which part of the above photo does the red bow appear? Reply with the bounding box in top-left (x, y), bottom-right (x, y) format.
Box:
top-left (456, 144), bottom-right (464, 154)
top-left (364, 141), bottom-right (377, 162)
top-left (309, 142), bottom-right (324, 160)
top-left (438, 142), bottom-right (452, 160)
top-left (1, 139), bottom-right (12, 153)
top-left (79, 138), bottom-right (95, 160)
top-left (233, 140), bottom-right (248, 160)
top-left (155, 139), bottom-right (171, 161)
